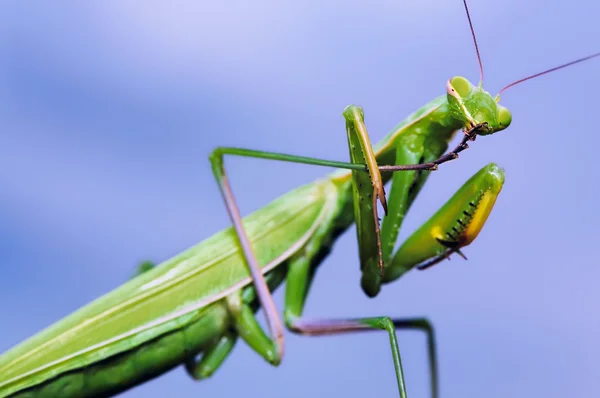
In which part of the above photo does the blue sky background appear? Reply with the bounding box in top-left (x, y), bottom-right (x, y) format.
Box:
top-left (1, 1), bottom-right (599, 397)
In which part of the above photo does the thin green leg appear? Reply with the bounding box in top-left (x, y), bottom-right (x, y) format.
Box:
top-left (284, 228), bottom-right (438, 397)
top-left (185, 332), bottom-right (238, 380)
top-left (230, 301), bottom-right (281, 365)
top-left (186, 267), bottom-right (287, 380)
top-left (289, 317), bottom-right (437, 398)
top-left (380, 143), bottom-right (423, 265)
top-left (380, 143), bottom-right (445, 275)
top-left (210, 147), bottom-right (369, 172)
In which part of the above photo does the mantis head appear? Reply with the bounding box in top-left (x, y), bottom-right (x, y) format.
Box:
top-left (447, 1), bottom-right (597, 137)
top-left (446, 76), bottom-right (512, 135)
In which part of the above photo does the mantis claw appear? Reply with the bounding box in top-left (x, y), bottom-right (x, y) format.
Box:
top-left (377, 185), bottom-right (388, 216)
top-left (384, 163), bottom-right (505, 280)
top-left (455, 249), bottom-right (468, 261)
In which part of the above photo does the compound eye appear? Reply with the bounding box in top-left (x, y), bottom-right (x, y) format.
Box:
top-left (497, 105), bottom-right (512, 130)
top-left (447, 76), bottom-right (473, 98)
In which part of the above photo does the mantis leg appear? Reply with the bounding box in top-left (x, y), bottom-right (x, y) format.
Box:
top-left (183, 299), bottom-right (295, 380)
top-left (185, 332), bottom-right (238, 380)
top-left (344, 106), bottom-right (453, 297)
top-left (380, 138), bottom-right (447, 267)
top-left (379, 126), bottom-right (478, 173)
top-left (291, 317), bottom-right (437, 398)
top-left (188, 290), bottom-right (293, 378)
top-left (184, 266), bottom-right (287, 381)
top-left (283, 240), bottom-right (437, 398)
top-left (384, 162), bottom-right (505, 282)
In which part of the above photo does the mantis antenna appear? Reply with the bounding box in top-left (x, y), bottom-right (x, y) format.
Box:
top-left (462, 0), bottom-right (484, 86)
top-left (498, 52), bottom-right (600, 96)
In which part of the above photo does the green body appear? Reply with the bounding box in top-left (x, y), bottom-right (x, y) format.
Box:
top-left (0, 180), bottom-right (337, 397)
top-left (0, 78), bottom-right (507, 397)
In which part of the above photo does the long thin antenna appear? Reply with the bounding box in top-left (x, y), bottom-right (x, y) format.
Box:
top-left (499, 52), bottom-right (600, 96)
top-left (462, 0), bottom-right (484, 85)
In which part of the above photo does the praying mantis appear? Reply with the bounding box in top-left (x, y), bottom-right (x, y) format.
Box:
top-left (1, 0), bottom-right (600, 396)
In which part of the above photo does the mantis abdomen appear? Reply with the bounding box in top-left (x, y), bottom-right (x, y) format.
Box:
top-left (8, 303), bottom-right (228, 398)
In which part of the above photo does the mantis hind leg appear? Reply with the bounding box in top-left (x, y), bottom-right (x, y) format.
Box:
top-left (184, 300), bottom-right (283, 381)
top-left (290, 317), bottom-right (438, 398)
top-left (185, 332), bottom-right (238, 380)
top-left (282, 223), bottom-right (437, 398)
top-left (187, 263), bottom-right (289, 380)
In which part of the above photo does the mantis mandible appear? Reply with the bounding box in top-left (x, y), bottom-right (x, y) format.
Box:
top-left (1, 1), bottom-right (598, 397)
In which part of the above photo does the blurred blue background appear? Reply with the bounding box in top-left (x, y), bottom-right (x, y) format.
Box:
top-left (1, 1), bottom-right (599, 397)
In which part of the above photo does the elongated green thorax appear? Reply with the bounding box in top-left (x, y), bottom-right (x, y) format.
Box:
top-left (383, 163), bottom-right (505, 282)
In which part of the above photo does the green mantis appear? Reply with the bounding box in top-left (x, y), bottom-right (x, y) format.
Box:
top-left (1, 0), bottom-right (599, 397)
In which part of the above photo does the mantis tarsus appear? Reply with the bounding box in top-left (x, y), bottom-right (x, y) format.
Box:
top-left (1, 1), bottom-right (599, 397)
